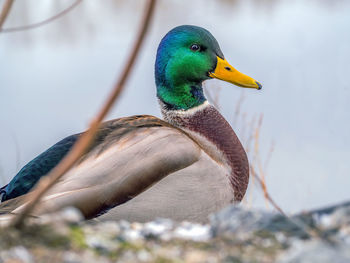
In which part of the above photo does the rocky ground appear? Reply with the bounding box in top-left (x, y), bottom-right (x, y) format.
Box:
top-left (0, 201), bottom-right (349, 263)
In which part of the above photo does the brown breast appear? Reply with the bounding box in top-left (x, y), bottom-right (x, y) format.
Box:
top-left (162, 103), bottom-right (249, 201)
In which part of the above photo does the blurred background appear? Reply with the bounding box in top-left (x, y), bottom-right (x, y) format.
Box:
top-left (0, 0), bottom-right (349, 214)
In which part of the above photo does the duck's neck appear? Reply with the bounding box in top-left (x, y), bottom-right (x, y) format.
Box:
top-left (156, 82), bottom-right (206, 111)
top-left (159, 100), bottom-right (249, 201)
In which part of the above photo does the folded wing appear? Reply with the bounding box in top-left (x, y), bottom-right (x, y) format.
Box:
top-left (0, 116), bottom-right (201, 219)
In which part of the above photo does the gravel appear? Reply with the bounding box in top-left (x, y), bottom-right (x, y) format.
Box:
top-left (0, 202), bottom-right (349, 263)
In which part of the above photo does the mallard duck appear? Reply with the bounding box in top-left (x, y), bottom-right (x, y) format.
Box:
top-left (0, 25), bottom-right (261, 222)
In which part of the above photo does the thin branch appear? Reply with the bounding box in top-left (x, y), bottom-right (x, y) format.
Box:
top-left (0, 0), bottom-right (82, 33)
top-left (253, 114), bottom-right (263, 163)
top-left (251, 164), bottom-right (338, 243)
top-left (250, 165), bottom-right (286, 216)
top-left (263, 141), bottom-right (274, 174)
top-left (244, 115), bottom-right (256, 154)
top-left (0, 0), bottom-right (14, 30)
top-left (11, 0), bottom-right (157, 228)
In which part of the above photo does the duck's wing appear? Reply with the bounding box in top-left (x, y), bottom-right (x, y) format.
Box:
top-left (1, 115), bottom-right (173, 202)
top-left (0, 115), bottom-right (201, 219)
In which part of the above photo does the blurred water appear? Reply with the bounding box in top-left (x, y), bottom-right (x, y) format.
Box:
top-left (0, 0), bottom-right (349, 213)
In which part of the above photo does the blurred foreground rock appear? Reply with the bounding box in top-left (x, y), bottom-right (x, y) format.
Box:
top-left (0, 201), bottom-right (349, 263)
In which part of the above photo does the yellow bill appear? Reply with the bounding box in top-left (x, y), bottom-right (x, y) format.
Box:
top-left (209, 56), bottom-right (262, 90)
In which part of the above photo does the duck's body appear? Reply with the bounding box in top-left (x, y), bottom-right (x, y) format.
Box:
top-left (101, 101), bottom-right (248, 222)
top-left (0, 25), bottom-right (261, 222)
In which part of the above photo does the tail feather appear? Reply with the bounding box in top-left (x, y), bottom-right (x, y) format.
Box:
top-left (0, 184), bottom-right (8, 202)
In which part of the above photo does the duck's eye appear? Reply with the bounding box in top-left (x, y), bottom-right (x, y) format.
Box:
top-left (190, 44), bottom-right (200, 52)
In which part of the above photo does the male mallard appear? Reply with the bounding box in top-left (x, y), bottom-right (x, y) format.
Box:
top-left (0, 25), bottom-right (261, 222)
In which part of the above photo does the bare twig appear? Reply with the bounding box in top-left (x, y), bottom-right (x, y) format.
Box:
top-left (11, 0), bottom-right (157, 228)
top-left (253, 114), bottom-right (263, 162)
top-left (249, 114), bottom-right (283, 212)
top-left (263, 141), bottom-right (274, 177)
top-left (0, 0), bottom-right (14, 30)
top-left (252, 166), bottom-right (339, 243)
top-left (250, 165), bottom-right (286, 216)
top-left (0, 0), bottom-right (82, 33)
top-left (244, 115), bottom-right (256, 154)
top-left (252, 114), bottom-right (269, 206)
top-left (244, 115), bottom-right (257, 207)
top-left (238, 107), bottom-right (282, 214)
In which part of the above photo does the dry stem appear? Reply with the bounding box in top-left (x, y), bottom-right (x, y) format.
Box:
top-left (0, 0), bottom-right (82, 33)
top-left (11, 0), bottom-right (157, 228)
top-left (0, 0), bottom-right (14, 30)
top-left (250, 166), bottom-right (285, 216)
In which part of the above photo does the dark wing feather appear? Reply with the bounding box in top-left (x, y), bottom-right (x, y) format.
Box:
top-left (1, 134), bottom-right (80, 201)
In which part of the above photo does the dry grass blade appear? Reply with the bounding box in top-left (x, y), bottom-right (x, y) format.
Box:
top-left (11, 0), bottom-right (157, 228)
top-left (0, 0), bottom-right (82, 33)
top-left (0, 0), bottom-right (14, 30)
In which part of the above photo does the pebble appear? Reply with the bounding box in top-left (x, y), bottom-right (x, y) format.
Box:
top-left (173, 222), bottom-right (211, 242)
top-left (279, 240), bottom-right (350, 263)
top-left (38, 207), bottom-right (84, 225)
top-left (0, 246), bottom-right (34, 263)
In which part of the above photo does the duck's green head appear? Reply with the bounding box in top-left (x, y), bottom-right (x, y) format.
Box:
top-left (155, 25), bottom-right (262, 110)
